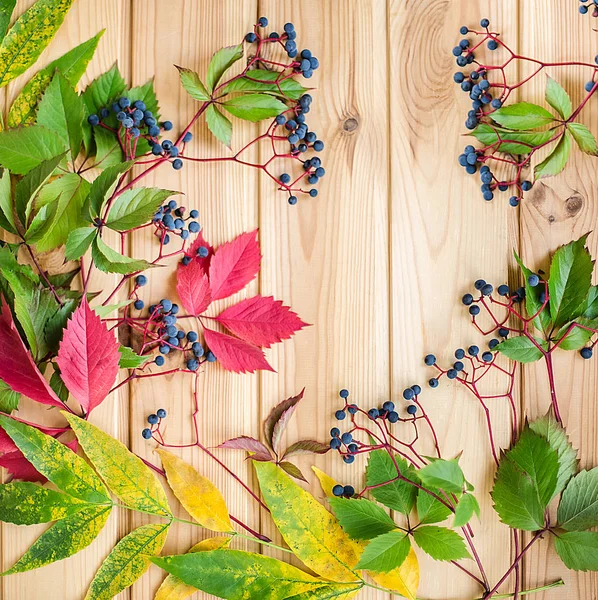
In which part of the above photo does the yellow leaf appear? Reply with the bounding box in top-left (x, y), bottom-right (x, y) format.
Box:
top-left (254, 461), bottom-right (360, 583)
top-left (154, 537), bottom-right (230, 600)
top-left (157, 449), bottom-right (234, 532)
top-left (63, 412), bottom-right (171, 517)
top-left (312, 466), bottom-right (340, 498)
top-left (368, 546), bottom-right (420, 600)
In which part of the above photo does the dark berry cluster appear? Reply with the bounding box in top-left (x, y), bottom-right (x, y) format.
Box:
top-left (87, 97), bottom-right (187, 167)
top-left (151, 199), bottom-right (201, 246)
top-left (332, 483), bottom-right (355, 498)
top-left (141, 408), bottom-right (167, 439)
top-left (579, 0), bottom-right (598, 16)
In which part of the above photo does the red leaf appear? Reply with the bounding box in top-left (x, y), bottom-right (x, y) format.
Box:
top-left (185, 231), bottom-right (214, 273)
top-left (203, 327), bottom-right (274, 374)
top-left (283, 440), bottom-right (330, 460)
top-left (57, 300), bottom-right (120, 414)
top-left (176, 259), bottom-right (211, 316)
top-left (216, 296), bottom-right (308, 348)
top-left (217, 436), bottom-right (272, 457)
top-left (0, 297), bottom-right (63, 407)
top-left (278, 461), bottom-right (308, 482)
top-left (263, 389), bottom-right (304, 450)
top-left (272, 406), bottom-right (298, 456)
top-left (209, 230), bottom-right (261, 301)
top-left (0, 450), bottom-right (46, 482)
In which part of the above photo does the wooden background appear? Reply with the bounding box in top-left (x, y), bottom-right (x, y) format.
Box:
top-left (1, 0), bottom-right (598, 598)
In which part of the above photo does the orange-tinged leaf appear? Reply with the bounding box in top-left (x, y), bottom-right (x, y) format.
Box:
top-left (254, 461), bottom-right (359, 583)
top-left (368, 546), bottom-right (420, 600)
top-left (154, 537), bottom-right (230, 600)
top-left (312, 466), bottom-right (340, 498)
top-left (157, 449), bottom-right (233, 532)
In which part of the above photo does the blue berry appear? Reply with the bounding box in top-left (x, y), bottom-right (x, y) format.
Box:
top-left (87, 114), bottom-right (99, 126)
top-left (187, 331), bottom-right (198, 343)
top-left (348, 443), bottom-right (358, 453)
top-left (468, 345), bottom-right (479, 356)
top-left (491, 99), bottom-right (502, 109)
top-left (460, 26), bottom-right (468, 34)
top-left (192, 342), bottom-right (204, 357)
top-left (330, 427), bottom-right (340, 437)
top-left (488, 40), bottom-right (498, 50)
top-left (162, 121), bottom-right (173, 131)
top-left (402, 388), bottom-right (415, 400)
top-left (480, 18), bottom-right (490, 27)
top-left (343, 485), bottom-right (355, 496)
top-left (521, 180), bottom-right (533, 191)
top-left (245, 32), bottom-right (257, 42)
top-left (482, 352), bottom-right (493, 362)
top-left (134, 299), bottom-right (144, 310)
top-left (142, 428), bottom-right (152, 439)
top-left (407, 404), bottom-right (417, 415)
top-left (118, 97), bottom-right (130, 108)
top-left (387, 411), bottom-right (399, 423)
top-left (509, 196), bottom-right (520, 207)
top-left (172, 159), bottom-right (183, 170)
top-left (339, 389), bottom-right (349, 399)
top-left (368, 408), bottom-right (379, 419)
top-left (159, 344), bottom-right (170, 355)
top-left (330, 438), bottom-right (342, 450)
top-left (429, 378), bottom-right (439, 388)
top-left (474, 279), bottom-right (486, 290)
top-left (411, 384), bottom-right (421, 395)
top-left (581, 347), bottom-right (593, 359)
top-left (187, 359), bottom-right (199, 371)
top-left (498, 284), bottom-right (510, 296)
top-left (498, 327), bottom-right (509, 338)
top-left (176, 329), bottom-right (185, 339)
top-left (161, 299), bottom-right (173, 312)
top-left (462, 293), bottom-right (474, 306)
top-left (280, 173), bottom-right (291, 184)
top-left (489, 339), bottom-right (499, 350)
top-left (383, 401), bottom-right (395, 412)
top-left (148, 413), bottom-right (159, 425)
top-left (447, 369), bottom-right (458, 379)
top-left (454, 361), bottom-right (464, 371)
top-left (335, 410), bottom-right (346, 420)
top-left (424, 354), bottom-right (436, 366)
top-left (528, 274), bottom-right (540, 287)
top-left (189, 209), bottom-right (199, 219)
top-left (154, 355), bottom-right (165, 366)
top-left (343, 455), bottom-right (355, 464)
top-left (585, 81), bottom-right (595, 92)
top-left (309, 189), bottom-right (318, 197)
top-left (288, 195), bottom-right (298, 206)
top-left (455, 348), bottom-right (466, 359)
top-left (341, 432), bottom-right (353, 444)
top-left (206, 352), bottom-right (217, 362)
top-left (135, 274), bottom-right (147, 286)
top-left (481, 283), bottom-right (494, 296)
top-left (469, 305), bottom-right (481, 316)
top-left (347, 405), bottom-right (358, 414)
top-left (332, 484), bottom-right (344, 496)
top-left (313, 140), bottom-right (324, 151)
top-left (454, 72), bottom-right (465, 84)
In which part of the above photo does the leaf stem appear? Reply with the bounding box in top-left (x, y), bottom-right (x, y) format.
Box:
top-left (475, 579), bottom-right (564, 599)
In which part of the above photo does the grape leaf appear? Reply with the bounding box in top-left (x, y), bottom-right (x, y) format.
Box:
top-left (491, 102), bottom-right (556, 130)
top-left (0, 125), bottom-right (66, 175)
top-left (106, 187), bottom-right (176, 231)
top-left (82, 63), bottom-right (126, 114)
top-left (534, 132), bottom-right (571, 179)
top-left (206, 44), bottom-right (243, 91)
top-left (203, 327), bottom-right (274, 373)
top-left (453, 493), bottom-right (480, 528)
top-left (91, 235), bottom-right (153, 274)
top-left (176, 66), bottom-right (210, 102)
top-left (329, 497), bottom-right (396, 540)
top-left (264, 390), bottom-right (304, 451)
top-left (65, 227), bottom-right (97, 261)
top-left (554, 531), bottom-right (598, 571)
top-left (176, 258), bottom-right (211, 316)
top-left (88, 161), bottom-right (132, 217)
top-left (0, 379), bottom-right (19, 412)
top-left (416, 486), bottom-right (452, 525)
top-left (545, 76), bottom-right (572, 119)
top-left (217, 435), bottom-right (272, 457)
top-left (471, 124), bottom-right (554, 155)
top-left (0, 168), bottom-right (16, 234)
top-left (205, 103), bottom-right (232, 147)
top-left (514, 250), bottom-right (551, 335)
top-left (368, 546), bottom-right (419, 600)
top-left (569, 122), bottom-right (598, 156)
top-left (558, 469), bottom-right (598, 531)
top-left (223, 93), bottom-right (288, 122)
top-left (496, 335), bottom-right (547, 363)
top-left (356, 530), bottom-right (410, 572)
top-left (223, 70), bottom-right (307, 100)
top-left (412, 526), bottom-right (470, 561)
top-left (418, 458), bottom-right (465, 494)
top-left (118, 345), bottom-right (150, 369)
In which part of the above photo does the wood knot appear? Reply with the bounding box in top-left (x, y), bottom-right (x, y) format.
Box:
top-left (343, 117), bottom-right (359, 132)
top-left (565, 194), bottom-right (583, 216)
top-left (548, 215), bottom-right (555, 223)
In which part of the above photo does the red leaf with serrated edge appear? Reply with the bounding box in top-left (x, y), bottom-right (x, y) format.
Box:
top-left (216, 295), bottom-right (308, 348)
top-left (209, 230), bottom-right (261, 301)
top-left (0, 296), bottom-right (63, 407)
top-left (203, 328), bottom-right (274, 374)
top-left (176, 259), bottom-right (211, 316)
top-left (57, 300), bottom-right (120, 415)
top-left (0, 450), bottom-right (45, 482)
top-left (217, 436), bottom-right (272, 458)
top-left (185, 231), bottom-right (214, 273)
top-left (263, 389), bottom-right (304, 450)
top-left (282, 440), bottom-right (330, 460)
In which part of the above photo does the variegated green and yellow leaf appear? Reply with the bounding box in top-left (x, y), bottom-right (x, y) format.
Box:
top-left (64, 412), bottom-right (171, 516)
top-left (2, 504), bottom-right (111, 574)
top-left (311, 465), bottom-right (340, 498)
top-left (85, 523), bottom-right (170, 600)
top-left (254, 461), bottom-right (360, 583)
top-left (0, 415), bottom-right (110, 504)
top-left (283, 584), bottom-right (363, 600)
top-left (154, 537), bottom-right (230, 600)
top-left (157, 449), bottom-right (233, 532)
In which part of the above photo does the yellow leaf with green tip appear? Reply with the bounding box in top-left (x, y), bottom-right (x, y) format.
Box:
top-left (3, 504), bottom-right (111, 574)
top-left (157, 449), bottom-right (233, 532)
top-left (85, 522), bottom-right (170, 599)
top-left (312, 466), bottom-right (340, 498)
top-left (0, 0), bottom-right (75, 89)
top-left (63, 412), bottom-right (171, 517)
top-left (368, 546), bottom-right (420, 600)
top-left (0, 414), bottom-right (110, 504)
top-left (254, 461), bottom-right (360, 583)
top-left (154, 537), bottom-right (230, 600)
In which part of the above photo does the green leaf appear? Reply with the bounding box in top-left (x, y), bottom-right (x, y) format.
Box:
top-left (0, 378), bottom-right (19, 412)
top-left (549, 235), bottom-right (594, 329)
top-left (558, 469), bottom-right (598, 531)
top-left (418, 458), bottom-right (465, 494)
top-left (545, 76), bottom-right (572, 119)
top-left (496, 335), bottom-right (547, 363)
top-left (0, 168), bottom-right (17, 234)
top-left (222, 70), bottom-right (308, 100)
top-left (2, 504), bottom-right (111, 575)
top-left (177, 66), bottom-right (210, 101)
top-left (584, 286), bottom-right (598, 319)
top-left (471, 124), bottom-right (554, 155)
top-left (8, 31), bottom-right (104, 128)
top-left (568, 122), bottom-right (598, 156)
top-left (65, 227), bottom-right (97, 261)
top-left (555, 318), bottom-right (598, 351)
top-left (82, 63), bottom-right (126, 114)
top-left (0, 0), bottom-right (16, 42)
top-left (0, 415), bottom-right (110, 503)
top-left (416, 487), bottom-right (452, 525)
top-left (366, 450), bottom-right (419, 515)
top-left (529, 413), bottom-right (578, 499)
top-left (25, 199), bottom-right (59, 243)
top-left (14, 153), bottom-right (65, 226)
top-left (491, 102), bottom-right (556, 130)
top-left (50, 368), bottom-right (69, 402)
top-left (534, 132), bottom-right (571, 179)
top-left (63, 412), bottom-right (172, 517)
top-left (206, 44), bottom-right (243, 91)
top-left (206, 103), bottom-right (232, 147)
top-left (151, 549), bottom-right (338, 600)
top-left (106, 187), bottom-right (176, 231)
top-left (92, 300), bottom-right (132, 319)
top-left (85, 523), bottom-right (170, 600)
top-left (91, 235), bottom-right (152, 275)
top-left (329, 497), bottom-right (397, 540)
top-left (0, 481), bottom-right (86, 525)
top-left (33, 173), bottom-right (91, 251)
top-left (88, 161), bottom-right (132, 217)
top-left (36, 71), bottom-right (84, 159)
top-left (0, 0), bottom-right (75, 88)
top-left (514, 250), bottom-right (552, 335)
top-left (283, 585), bottom-right (363, 600)
top-left (356, 531), bottom-right (410, 573)
top-left (453, 493), bottom-right (480, 528)
top-left (0, 125), bottom-right (66, 175)
top-left (554, 531), bottom-right (598, 571)
top-left (118, 346), bottom-right (150, 369)
top-left (222, 93), bottom-right (288, 122)
top-left (412, 526), bottom-right (470, 562)
top-left (254, 461), bottom-right (360, 583)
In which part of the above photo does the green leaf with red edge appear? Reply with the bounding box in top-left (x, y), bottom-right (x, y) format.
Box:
top-left (534, 132), bottom-right (571, 179)
top-left (263, 389), bottom-right (305, 451)
top-left (217, 435), bottom-right (272, 458)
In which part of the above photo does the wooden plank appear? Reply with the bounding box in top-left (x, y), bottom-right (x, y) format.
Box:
top-left (128, 1), bottom-right (260, 598)
top-left (388, 1), bottom-right (520, 597)
top-left (256, 1), bottom-right (390, 598)
top-left (0, 0), bottom-right (132, 598)
top-left (518, 2), bottom-right (598, 598)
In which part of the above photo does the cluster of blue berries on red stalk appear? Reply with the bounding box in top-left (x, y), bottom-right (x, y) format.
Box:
top-left (332, 484), bottom-right (355, 498)
top-left (151, 199), bottom-right (201, 245)
top-left (425, 342), bottom-right (498, 387)
top-left (141, 408), bottom-right (167, 439)
top-left (579, 0), bottom-right (598, 16)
